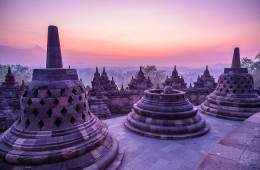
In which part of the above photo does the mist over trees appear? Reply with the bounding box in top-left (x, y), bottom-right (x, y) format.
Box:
top-left (1, 59), bottom-right (259, 89)
top-left (0, 64), bottom-right (32, 83)
top-left (241, 53), bottom-right (260, 88)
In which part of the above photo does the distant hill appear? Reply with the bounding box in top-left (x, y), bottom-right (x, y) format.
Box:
top-left (0, 45), bottom-right (46, 67)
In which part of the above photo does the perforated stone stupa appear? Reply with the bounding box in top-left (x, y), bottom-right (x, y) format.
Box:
top-left (88, 81), bottom-right (111, 119)
top-left (0, 25), bottom-right (123, 169)
top-left (163, 65), bottom-right (187, 90)
top-left (199, 47), bottom-right (260, 120)
top-left (125, 85), bottom-right (209, 139)
top-left (0, 67), bottom-right (22, 131)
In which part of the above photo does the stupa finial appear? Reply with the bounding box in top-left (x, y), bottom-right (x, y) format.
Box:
top-left (7, 67), bottom-right (11, 75)
top-left (231, 47), bottom-right (241, 69)
top-left (46, 25), bottom-right (63, 68)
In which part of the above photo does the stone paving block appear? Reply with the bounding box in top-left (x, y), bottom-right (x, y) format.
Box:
top-left (209, 143), bottom-right (243, 161)
top-left (240, 150), bottom-right (260, 168)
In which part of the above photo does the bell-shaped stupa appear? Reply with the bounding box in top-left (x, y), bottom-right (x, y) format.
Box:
top-left (0, 25), bottom-right (123, 169)
top-left (199, 48), bottom-right (260, 120)
top-left (125, 85), bottom-right (209, 139)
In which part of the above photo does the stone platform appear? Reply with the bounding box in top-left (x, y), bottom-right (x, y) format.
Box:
top-left (104, 112), bottom-right (240, 170)
top-left (197, 112), bottom-right (260, 170)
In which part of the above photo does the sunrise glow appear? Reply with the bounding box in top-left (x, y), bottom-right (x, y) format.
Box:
top-left (0, 0), bottom-right (260, 67)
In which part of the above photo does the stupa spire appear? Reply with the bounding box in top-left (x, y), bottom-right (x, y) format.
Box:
top-left (46, 25), bottom-right (63, 68)
top-left (7, 67), bottom-right (11, 75)
top-left (231, 47), bottom-right (241, 69)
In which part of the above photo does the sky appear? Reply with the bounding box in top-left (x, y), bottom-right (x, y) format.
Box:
top-left (0, 0), bottom-right (260, 67)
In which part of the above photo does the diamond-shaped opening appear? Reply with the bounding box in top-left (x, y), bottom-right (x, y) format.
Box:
top-left (60, 89), bottom-right (65, 96)
top-left (229, 85), bottom-right (233, 89)
top-left (237, 85), bottom-right (240, 88)
top-left (24, 109), bottom-right (27, 114)
top-left (54, 118), bottom-right (61, 127)
top-left (225, 89), bottom-right (229, 93)
top-left (47, 108), bottom-right (52, 118)
top-left (27, 98), bottom-right (32, 106)
top-left (70, 116), bottom-right (76, 124)
top-left (61, 107), bottom-right (67, 116)
top-left (33, 90), bottom-right (38, 97)
top-left (245, 85), bottom-right (248, 88)
top-left (40, 99), bottom-right (45, 105)
top-left (234, 81), bottom-right (237, 84)
top-left (72, 88), bottom-right (77, 95)
top-left (22, 90), bottom-right (27, 97)
top-left (82, 113), bottom-right (85, 120)
top-left (227, 81), bottom-right (230, 84)
top-left (79, 95), bottom-right (82, 101)
top-left (68, 96), bottom-right (73, 104)
top-left (47, 89), bottom-right (52, 97)
top-left (25, 119), bottom-right (30, 128)
top-left (54, 99), bottom-right (59, 105)
top-left (84, 103), bottom-right (86, 109)
top-left (220, 88), bottom-right (222, 92)
top-left (75, 105), bottom-right (79, 112)
top-left (33, 109), bottom-right (38, 116)
top-left (241, 90), bottom-right (244, 93)
top-left (38, 120), bottom-right (44, 129)
top-left (80, 86), bottom-right (84, 92)
top-left (233, 90), bottom-right (237, 94)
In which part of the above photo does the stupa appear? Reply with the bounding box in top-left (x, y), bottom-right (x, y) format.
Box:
top-left (193, 66), bottom-right (217, 90)
top-left (163, 65), bottom-right (187, 90)
top-left (128, 66), bottom-right (153, 91)
top-left (199, 47), bottom-right (260, 120)
top-left (88, 81), bottom-right (111, 119)
top-left (0, 67), bottom-right (22, 131)
top-left (125, 85), bottom-right (209, 139)
top-left (0, 25), bottom-right (123, 169)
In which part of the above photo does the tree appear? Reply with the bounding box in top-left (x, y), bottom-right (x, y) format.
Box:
top-left (141, 65), bottom-right (167, 87)
top-left (241, 57), bottom-right (254, 72)
top-left (255, 52), bottom-right (260, 61)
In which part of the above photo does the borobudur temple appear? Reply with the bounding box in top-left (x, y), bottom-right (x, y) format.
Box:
top-left (0, 25), bottom-right (123, 169)
top-left (125, 85), bottom-right (210, 139)
top-left (199, 47), bottom-right (260, 121)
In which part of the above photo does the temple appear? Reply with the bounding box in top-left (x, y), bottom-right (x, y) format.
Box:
top-left (125, 85), bottom-right (209, 139)
top-left (199, 47), bottom-right (260, 120)
top-left (0, 25), bottom-right (123, 169)
top-left (163, 65), bottom-right (187, 90)
top-left (0, 67), bottom-right (23, 131)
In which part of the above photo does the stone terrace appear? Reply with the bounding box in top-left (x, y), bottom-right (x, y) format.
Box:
top-left (104, 112), bottom-right (240, 170)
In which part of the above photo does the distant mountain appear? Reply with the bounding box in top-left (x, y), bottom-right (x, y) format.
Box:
top-left (0, 45), bottom-right (46, 67)
top-left (210, 63), bottom-right (230, 69)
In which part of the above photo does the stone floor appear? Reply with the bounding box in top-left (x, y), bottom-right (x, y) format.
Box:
top-left (104, 113), bottom-right (241, 170)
